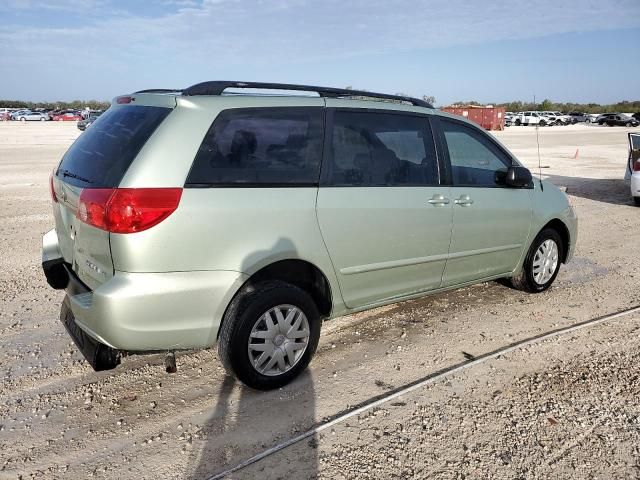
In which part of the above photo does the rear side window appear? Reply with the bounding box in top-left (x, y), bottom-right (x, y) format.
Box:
top-left (57, 105), bottom-right (171, 188)
top-left (440, 118), bottom-right (511, 186)
top-left (325, 110), bottom-right (438, 186)
top-left (186, 108), bottom-right (324, 186)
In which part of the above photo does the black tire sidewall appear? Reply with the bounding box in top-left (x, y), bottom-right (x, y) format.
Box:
top-left (524, 229), bottom-right (564, 292)
top-left (220, 281), bottom-right (321, 390)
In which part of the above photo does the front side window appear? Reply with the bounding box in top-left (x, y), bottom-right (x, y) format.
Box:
top-left (440, 119), bottom-right (511, 187)
top-left (326, 111), bottom-right (438, 186)
top-left (186, 108), bottom-right (323, 186)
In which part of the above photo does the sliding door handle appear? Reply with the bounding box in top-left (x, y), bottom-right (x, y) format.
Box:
top-left (428, 194), bottom-right (450, 206)
top-left (454, 195), bottom-right (474, 206)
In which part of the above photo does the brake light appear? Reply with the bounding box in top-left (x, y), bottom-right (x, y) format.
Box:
top-left (634, 159), bottom-right (640, 172)
top-left (116, 96), bottom-right (133, 104)
top-left (49, 171), bottom-right (58, 203)
top-left (77, 188), bottom-right (182, 233)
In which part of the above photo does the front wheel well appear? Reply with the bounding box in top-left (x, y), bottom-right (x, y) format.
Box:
top-left (541, 219), bottom-right (570, 262)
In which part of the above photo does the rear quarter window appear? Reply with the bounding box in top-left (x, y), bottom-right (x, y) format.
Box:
top-left (56, 105), bottom-right (171, 188)
top-left (186, 107), bottom-right (324, 186)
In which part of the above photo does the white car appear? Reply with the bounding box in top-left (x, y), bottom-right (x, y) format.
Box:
top-left (539, 111), bottom-right (561, 125)
top-left (627, 133), bottom-right (640, 205)
top-left (504, 112), bottom-right (516, 126)
top-left (550, 111), bottom-right (572, 125)
top-left (514, 111), bottom-right (551, 126)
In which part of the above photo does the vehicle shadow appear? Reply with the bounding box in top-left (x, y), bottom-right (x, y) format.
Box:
top-left (543, 174), bottom-right (633, 206)
top-left (189, 371), bottom-right (317, 479)
top-left (190, 237), bottom-right (319, 479)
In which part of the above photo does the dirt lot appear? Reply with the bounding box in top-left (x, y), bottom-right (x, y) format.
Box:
top-left (0, 122), bottom-right (639, 479)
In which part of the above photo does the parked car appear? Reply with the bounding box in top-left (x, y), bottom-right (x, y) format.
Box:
top-left (595, 113), bottom-right (616, 125)
top-left (539, 111), bottom-right (561, 126)
top-left (514, 111), bottom-right (551, 126)
top-left (77, 112), bottom-right (103, 131)
top-left (42, 81), bottom-right (578, 390)
top-left (53, 112), bottom-right (82, 121)
top-left (504, 112), bottom-right (516, 127)
top-left (627, 132), bottom-right (640, 205)
top-left (602, 114), bottom-right (639, 127)
top-left (551, 112), bottom-right (571, 125)
top-left (568, 112), bottom-right (590, 123)
top-left (10, 109), bottom-right (31, 120)
top-left (49, 109), bottom-right (80, 120)
top-left (13, 110), bottom-right (49, 121)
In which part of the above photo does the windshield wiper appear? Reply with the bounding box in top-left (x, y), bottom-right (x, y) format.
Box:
top-left (59, 169), bottom-right (93, 184)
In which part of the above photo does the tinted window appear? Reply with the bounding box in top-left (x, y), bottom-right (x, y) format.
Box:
top-left (327, 111), bottom-right (438, 186)
top-left (186, 108), bottom-right (323, 186)
top-left (441, 119), bottom-right (510, 186)
top-left (57, 105), bottom-right (170, 188)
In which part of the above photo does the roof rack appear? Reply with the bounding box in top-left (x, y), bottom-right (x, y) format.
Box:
top-left (181, 81), bottom-right (433, 108)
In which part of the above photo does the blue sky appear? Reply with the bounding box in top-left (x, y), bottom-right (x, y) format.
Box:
top-left (0, 0), bottom-right (639, 105)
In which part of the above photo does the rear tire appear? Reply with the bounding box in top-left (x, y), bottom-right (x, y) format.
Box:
top-left (20, 117), bottom-right (26, 122)
top-left (511, 228), bottom-right (563, 293)
top-left (218, 280), bottom-right (321, 390)
top-left (626, 122), bottom-right (632, 127)
top-left (634, 197), bottom-right (640, 206)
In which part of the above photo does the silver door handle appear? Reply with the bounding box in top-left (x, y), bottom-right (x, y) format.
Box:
top-left (454, 195), bottom-right (474, 206)
top-left (428, 195), bottom-right (450, 205)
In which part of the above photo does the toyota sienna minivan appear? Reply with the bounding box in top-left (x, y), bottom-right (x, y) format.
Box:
top-left (42, 81), bottom-right (577, 389)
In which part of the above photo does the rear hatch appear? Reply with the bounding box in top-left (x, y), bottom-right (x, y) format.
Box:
top-left (51, 100), bottom-right (173, 290)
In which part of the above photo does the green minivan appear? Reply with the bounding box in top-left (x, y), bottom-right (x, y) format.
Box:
top-left (42, 81), bottom-right (577, 389)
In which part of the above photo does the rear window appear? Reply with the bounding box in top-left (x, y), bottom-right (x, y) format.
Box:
top-left (186, 107), bottom-right (324, 186)
top-left (56, 105), bottom-right (171, 188)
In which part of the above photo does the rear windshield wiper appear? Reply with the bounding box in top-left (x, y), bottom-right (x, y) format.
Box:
top-left (59, 169), bottom-right (93, 184)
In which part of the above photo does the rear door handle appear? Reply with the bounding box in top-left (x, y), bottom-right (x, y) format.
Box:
top-left (454, 195), bottom-right (474, 206)
top-left (428, 194), bottom-right (450, 206)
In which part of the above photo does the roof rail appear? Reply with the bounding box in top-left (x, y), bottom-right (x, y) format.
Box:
top-left (181, 81), bottom-right (433, 108)
top-left (134, 88), bottom-right (183, 94)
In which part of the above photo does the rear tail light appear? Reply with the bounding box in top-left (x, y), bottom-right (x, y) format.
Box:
top-left (77, 188), bottom-right (182, 234)
top-left (634, 159), bottom-right (640, 172)
top-left (49, 171), bottom-right (58, 203)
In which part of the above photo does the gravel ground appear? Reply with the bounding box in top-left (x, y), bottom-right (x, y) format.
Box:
top-left (0, 122), bottom-right (639, 479)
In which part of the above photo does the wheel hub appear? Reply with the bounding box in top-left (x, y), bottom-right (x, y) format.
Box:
top-left (532, 239), bottom-right (559, 285)
top-left (247, 304), bottom-right (310, 377)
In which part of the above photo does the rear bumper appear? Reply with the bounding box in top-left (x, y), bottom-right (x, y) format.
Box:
top-left (42, 228), bottom-right (248, 353)
top-left (68, 269), bottom-right (247, 351)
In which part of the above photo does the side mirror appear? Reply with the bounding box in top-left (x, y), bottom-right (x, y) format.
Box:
top-left (505, 166), bottom-right (532, 188)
